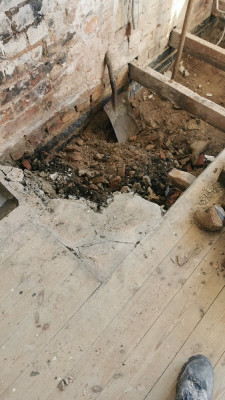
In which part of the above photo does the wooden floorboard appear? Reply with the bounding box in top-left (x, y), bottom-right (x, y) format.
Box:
top-left (94, 232), bottom-right (225, 400)
top-left (0, 226), bottom-right (100, 396)
top-left (46, 229), bottom-right (225, 400)
top-left (214, 352), bottom-right (225, 400)
top-left (146, 286), bottom-right (225, 400)
top-left (1, 150), bottom-right (225, 400)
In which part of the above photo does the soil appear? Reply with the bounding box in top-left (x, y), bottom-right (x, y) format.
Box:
top-left (175, 53), bottom-right (225, 107)
top-left (17, 24), bottom-right (225, 211)
top-left (199, 20), bottom-right (225, 48)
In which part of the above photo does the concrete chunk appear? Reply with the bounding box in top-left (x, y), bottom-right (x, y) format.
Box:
top-left (168, 168), bottom-right (196, 190)
top-left (195, 205), bottom-right (224, 232)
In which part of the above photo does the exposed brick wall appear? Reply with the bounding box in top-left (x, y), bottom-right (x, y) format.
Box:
top-left (0, 0), bottom-right (213, 159)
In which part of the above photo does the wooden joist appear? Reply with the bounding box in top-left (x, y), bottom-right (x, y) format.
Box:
top-left (169, 28), bottom-right (225, 71)
top-left (129, 61), bottom-right (225, 132)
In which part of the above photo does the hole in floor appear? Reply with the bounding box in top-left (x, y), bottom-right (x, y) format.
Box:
top-left (17, 80), bottom-right (225, 212)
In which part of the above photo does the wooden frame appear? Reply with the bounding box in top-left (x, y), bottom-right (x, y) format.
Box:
top-left (129, 61), bottom-right (225, 132)
top-left (169, 28), bottom-right (225, 71)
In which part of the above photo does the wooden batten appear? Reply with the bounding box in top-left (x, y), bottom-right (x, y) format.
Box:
top-left (129, 61), bottom-right (225, 132)
top-left (169, 28), bottom-right (225, 71)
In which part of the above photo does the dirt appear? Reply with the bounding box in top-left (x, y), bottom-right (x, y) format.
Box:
top-left (199, 19), bottom-right (225, 48)
top-left (175, 53), bottom-right (225, 107)
top-left (17, 50), bottom-right (225, 211)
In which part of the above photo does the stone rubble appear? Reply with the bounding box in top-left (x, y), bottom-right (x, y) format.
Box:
top-left (167, 168), bottom-right (196, 190)
top-left (194, 205), bottom-right (225, 232)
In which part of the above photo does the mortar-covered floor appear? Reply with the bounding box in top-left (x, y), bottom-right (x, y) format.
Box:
top-left (1, 151), bottom-right (225, 400)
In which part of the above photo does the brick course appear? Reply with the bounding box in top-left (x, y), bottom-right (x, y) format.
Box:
top-left (0, 0), bottom-right (213, 159)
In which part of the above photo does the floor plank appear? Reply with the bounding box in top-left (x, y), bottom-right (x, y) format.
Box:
top-left (214, 352), bottom-right (225, 400)
top-left (146, 287), bottom-right (225, 400)
top-left (0, 227), bottom-right (100, 395)
top-left (46, 229), bottom-right (224, 400)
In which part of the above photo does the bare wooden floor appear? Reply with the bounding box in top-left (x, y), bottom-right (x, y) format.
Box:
top-left (1, 154), bottom-right (225, 400)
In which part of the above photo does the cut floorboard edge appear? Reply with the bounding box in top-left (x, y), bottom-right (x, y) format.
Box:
top-left (169, 28), bottom-right (225, 72)
top-left (129, 61), bottom-right (225, 132)
top-left (1, 151), bottom-right (225, 399)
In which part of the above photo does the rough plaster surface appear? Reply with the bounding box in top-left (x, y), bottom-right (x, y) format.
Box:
top-left (38, 193), bottom-right (162, 281)
top-left (0, 165), bottom-right (162, 281)
top-left (0, 0), bottom-right (213, 158)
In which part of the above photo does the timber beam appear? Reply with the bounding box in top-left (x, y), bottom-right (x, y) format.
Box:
top-left (129, 61), bottom-right (225, 132)
top-left (169, 28), bottom-right (225, 71)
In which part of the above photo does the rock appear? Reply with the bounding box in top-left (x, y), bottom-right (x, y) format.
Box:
top-left (129, 170), bottom-right (136, 177)
top-left (190, 140), bottom-right (208, 165)
top-left (149, 132), bottom-right (158, 141)
top-left (92, 176), bottom-right (108, 185)
top-left (196, 154), bottom-right (205, 167)
top-left (30, 371), bottom-right (40, 377)
top-left (164, 70), bottom-right (172, 79)
top-left (142, 175), bottom-right (151, 186)
top-left (50, 172), bottom-right (58, 181)
top-left (64, 145), bottom-right (79, 152)
top-left (218, 168), bottom-right (225, 187)
top-left (159, 150), bottom-right (166, 160)
top-left (145, 144), bottom-right (155, 151)
top-left (147, 188), bottom-right (160, 202)
top-left (75, 138), bottom-right (84, 146)
top-left (58, 380), bottom-right (65, 391)
top-left (149, 121), bottom-right (158, 129)
top-left (184, 69), bottom-right (190, 77)
top-left (109, 176), bottom-right (122, 190)
top-left (186, 120), bottom-right (200, 131)
top-left (94, 153), bottom-right (104, 161)
top-left (179, 64), bottom-right (185, 75)
top-left (132, 182), bottom-right (142, 192)
top-left (128, 135), bottom-right (137, 142)
top-left (78, 169), bottom-right (95, 178)
top-left (67, 153), bottom-right (82, 162)
top-left (206, 93), bottom-right (213, 97)
top-left (90, 184), bottom-right (99, 190)
top-left (120, 186), bottom-right (130, 193)
top-left (21, 159), bottom-right (31, 170)
top-left (204, 155), bottom-right (215, 162)
top-left (116, 163), bottom-right (126, 177)
top-left (168, 168), bottom-right (196, 190)
top-left (195, 205), bottom-right (224, 232)
top-left (7, 168), bottom-right (24, 183)
top-left (41, 180), bottom-right (57, 198)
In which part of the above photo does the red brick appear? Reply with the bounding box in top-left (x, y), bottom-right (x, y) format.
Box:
top-left (90, 84), bottom-right (103, 103)
top-left (60, 108), bottom-right (78, 125)
top-left (46, 114), bottom-right (63, 136)
top-left (29, 129), bottom-right (47, 147)
top-left (21, 159), bottom-right (32, 170)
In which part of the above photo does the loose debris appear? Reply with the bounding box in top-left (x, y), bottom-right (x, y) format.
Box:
top-left (30, 371), bottom-right (40, 377)
top-left (11, 69), bottom-right (224, 211)
top-left (195, 205), bottom-right (225, 232)
top-left (57, 376), bottom-right (74, 391)
top-left (167, 168), bottom-right (196, 190)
